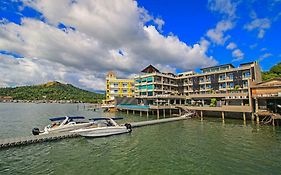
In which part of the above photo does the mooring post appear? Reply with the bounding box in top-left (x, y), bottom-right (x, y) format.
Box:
top-left (222, 111), bottom-right (225, 120)
top-left (251, 112), bottom-right (255, 121)
top-left (157, 109), bottom-right (160, 119)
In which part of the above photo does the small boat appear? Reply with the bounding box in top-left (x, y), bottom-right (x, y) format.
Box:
top-left (71, 117), bottom-right (132, 137)
top-left (32, 116), bottom-right (92, 135)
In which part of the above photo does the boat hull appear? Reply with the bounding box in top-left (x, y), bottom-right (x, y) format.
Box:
top-left (73, 126), bottom-right (130, 137)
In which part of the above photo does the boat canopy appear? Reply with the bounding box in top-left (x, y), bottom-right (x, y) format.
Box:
top-left (49, 116), bottom-right (85, 121)
top-left (90, 117), bottom-right (124, 121)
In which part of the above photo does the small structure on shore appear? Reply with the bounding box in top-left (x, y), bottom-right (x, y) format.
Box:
top-left (251, 78), bottom-right (281, 125)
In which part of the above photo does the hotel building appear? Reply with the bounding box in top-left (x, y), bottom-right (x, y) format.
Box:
top-left (132, 62), bottom-right (262, 118)
top-left (105, 72), bottom-right (134, 101)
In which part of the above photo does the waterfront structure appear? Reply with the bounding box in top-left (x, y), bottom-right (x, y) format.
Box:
top-left (251, 78), bottom-right (281, 113)
top-left (105, 71), bottom-right (134, 101)
top-left (0, 96), bottom-right (13, 102)
top-left (120, 62), bottom-right (263, 120)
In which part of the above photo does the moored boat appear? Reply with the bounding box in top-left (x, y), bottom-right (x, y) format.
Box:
top-left (32, 116), bottom-right (92, 135)
top-left (71, 117), bottom-right (132, 137)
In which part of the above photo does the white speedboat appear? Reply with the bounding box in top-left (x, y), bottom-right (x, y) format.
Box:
top-left (71, 117), bottom-right (132, 137)
top-left (32, 116), bottom-right (92, 135)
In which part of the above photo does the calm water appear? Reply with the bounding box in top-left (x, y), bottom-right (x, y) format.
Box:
top-left (0, 103), bottom-right (281, 175)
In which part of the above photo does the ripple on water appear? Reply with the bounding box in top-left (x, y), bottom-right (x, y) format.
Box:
top-left (1, 104), bottom-right (281, 175)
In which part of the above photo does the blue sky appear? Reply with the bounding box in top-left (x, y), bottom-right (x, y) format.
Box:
top-left (0, 0), bottom-right (280, 90)
top-left (137, 0), bottom-right (281, 70)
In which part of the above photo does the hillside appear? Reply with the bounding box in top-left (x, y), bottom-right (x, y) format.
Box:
top-left (262, 62), bottom-right (281, 80)
top-left (0, 81), bottom-right (105, 103)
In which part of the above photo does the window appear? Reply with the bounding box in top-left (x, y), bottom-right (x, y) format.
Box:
top-left (243, 71), bottom-right (251, 78)
top-left (228, 82), bottom-right (234, 88)
top-left (147, 77), bottom-right (153, 83)
top-left (206, 84), bottom-right (212, 89)
top-left (122, 89), bottom-right (127, 93)
top-left (122, 83), bottom-right (128, 87)
top-left (227, 73), bottom-right (233, 80)
top-left (243, 81), bottom-right (248, 88)
top-left (219, 74), bottom-right (226, 80)
top-left (113, 83), bottom-right (118, 87)
top-left (219, 83), bottom-right (226, 89)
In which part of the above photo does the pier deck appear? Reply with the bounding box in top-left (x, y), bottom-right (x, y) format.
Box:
top-left (0, 116), bottom-right (190, 149)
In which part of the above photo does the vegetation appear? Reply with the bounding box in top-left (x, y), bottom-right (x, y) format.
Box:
top-left (262, 62), bottom-right (281, 80)
top-left (210, 98), bottom-right (217, 107)
top-left (0, 81), bottom-right (105, 103)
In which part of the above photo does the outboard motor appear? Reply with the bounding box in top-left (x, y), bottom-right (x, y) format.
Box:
top-left (124, 123), bottom-right (132, 133)
top-left (32, 128), bottom-right (40, 135)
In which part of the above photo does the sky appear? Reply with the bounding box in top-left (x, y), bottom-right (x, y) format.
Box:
top-left (0, 0), bottom-right (280, 91)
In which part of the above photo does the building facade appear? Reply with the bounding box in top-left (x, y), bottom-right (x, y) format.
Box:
top-left (133, 62), bottom-right (262, 115)
top-left (105, 72), bottom-right (134, 101)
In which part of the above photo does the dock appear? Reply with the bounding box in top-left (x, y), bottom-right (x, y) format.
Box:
top-left (0, 116), bottom-right (191, 149)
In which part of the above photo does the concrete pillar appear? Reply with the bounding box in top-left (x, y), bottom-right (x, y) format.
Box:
top-left (157, 109), bottom-right (160, 119)
top-left (226, 101), bottom-right (229, 106)
top-left (200, 110), bottom-right (203, 121)
top-left (241, 100), bottom-right (244, 106)
top-left (256, 115), bottom-right (259, 124)
top-left (179, 109), bottom-right (182, 116)
top-left (163, 109), bottom-right (166, 118)
top-left (243, 112), bottom-right (246, 121)
top-left (170, 109), bottom-right (172, 116)
top-left (140, 111), bottom-right (142, 117)
top-left (251, 113), bottom-right (255, 121)
top-left (133, 110), bottom-right (135, 115)
top-left (255, 99), bottom-right (259, 113)
top-left (222, 111), bottom-right (225, 120)
top-left (127, 110), bottom-right (129, 115)
top-left (202, 99), bottom-right (205, 106)
top-left (147, 111), bottom-right (149, 117)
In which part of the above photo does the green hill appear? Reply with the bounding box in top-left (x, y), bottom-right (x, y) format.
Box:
top-left (262, 62), bottom-right (281, 80)
top-left (0, 81), bottom-right (105, 103)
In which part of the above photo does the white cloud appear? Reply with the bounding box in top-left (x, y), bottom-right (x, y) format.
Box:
top-left (258, 53), bottom-right (272, 61)
top-left (208, 0), bottom-right (237, 19)
top-left (232, 49), bottom-right (244, 61)
top-left (226, 42), bottom-right (237, 50)
top-left (0, 0), bottom-right (217, 90)
top-left (206, 20), bottom-right (233, 45)
top-left (244, 18), bottom-right (271, 38)
top-left (206, 0), bottom-right (237, 45)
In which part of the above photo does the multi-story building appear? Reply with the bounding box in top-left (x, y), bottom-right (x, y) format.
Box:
top-left (105, 72), bottom-right (134, 101)
top-left (133, 62), bottom-right (262, 117)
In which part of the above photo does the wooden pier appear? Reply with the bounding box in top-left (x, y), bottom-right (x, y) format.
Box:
top-left (0, 116), bottom-right (191, 149)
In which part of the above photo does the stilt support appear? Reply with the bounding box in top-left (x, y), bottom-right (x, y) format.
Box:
top-left (222, 111), bottom-right (225, 120)
top-left (243, 112), bottom-right (246, 121)
top-left (157, 109), bottom-right (160, 119)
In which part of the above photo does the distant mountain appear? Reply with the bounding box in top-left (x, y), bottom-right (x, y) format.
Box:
top-left (0, 81), bottom-right (105, 103)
